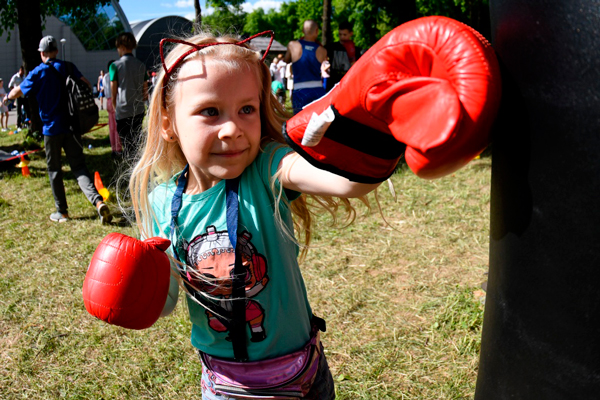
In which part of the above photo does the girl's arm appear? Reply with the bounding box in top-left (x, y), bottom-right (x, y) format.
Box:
top-left (279, 152), bottom-right (382, 198)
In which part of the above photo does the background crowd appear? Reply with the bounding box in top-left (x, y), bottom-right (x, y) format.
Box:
top-left (268, 19), bottom-right (361, 114)
top-left (0, 18), bottom-right (359, 225)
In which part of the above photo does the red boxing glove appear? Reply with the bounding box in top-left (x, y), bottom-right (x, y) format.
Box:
top-left (283, 16), bottom-right (501, 182)
top-left (82, 233), bottom-right (171, 330)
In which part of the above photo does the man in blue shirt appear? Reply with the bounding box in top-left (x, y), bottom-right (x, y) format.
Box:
top-left (3, 36), bottom-right (112, 224)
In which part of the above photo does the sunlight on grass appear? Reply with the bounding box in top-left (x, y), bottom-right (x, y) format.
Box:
top-left (0, 118), bottom-right (491, 399)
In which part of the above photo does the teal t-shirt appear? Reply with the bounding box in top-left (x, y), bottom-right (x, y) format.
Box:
top-left (150, 143), bottom-right (313, 361)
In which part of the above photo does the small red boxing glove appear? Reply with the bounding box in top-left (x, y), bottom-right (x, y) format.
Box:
top-left (82, 233), bottom-right (171, 330)
top-left (283, 16), bottom-right (502, 182)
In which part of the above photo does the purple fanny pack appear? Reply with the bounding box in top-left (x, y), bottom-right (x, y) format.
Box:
top-left (201, 328), bottom-right (322, 399)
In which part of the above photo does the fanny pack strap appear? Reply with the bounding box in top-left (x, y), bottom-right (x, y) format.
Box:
top-left (170, 166), bottom-right (249, 362)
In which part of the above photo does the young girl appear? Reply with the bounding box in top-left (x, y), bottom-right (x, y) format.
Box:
top-left (129, 31), bottom-right (380, 399)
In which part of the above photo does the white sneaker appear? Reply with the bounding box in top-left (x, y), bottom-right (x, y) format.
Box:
top-left (16, 128), bottom-right (21, 132)
top-left (50, 212), bottom-right (69, 223)
top-left (1, 129), bottom-right (6, 132)
top-left (96, 202), bottom-right (113, 225)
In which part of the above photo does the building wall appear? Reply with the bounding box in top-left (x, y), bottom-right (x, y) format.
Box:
top-left (0, 26), bottom-right (23, 86)
top-left (0, 16), bottom-right (120, 90)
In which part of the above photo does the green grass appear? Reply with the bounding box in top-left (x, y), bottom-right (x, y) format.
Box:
top-left (0, 111), bottom-right (491, 399)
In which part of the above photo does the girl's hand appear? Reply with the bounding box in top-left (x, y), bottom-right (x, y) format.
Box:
top-left (279, 152), bottom-right (381, 198)
top-left (283, 16), bottom-right (501, 181)
top-left (83, 233), bottom-right (172, 329)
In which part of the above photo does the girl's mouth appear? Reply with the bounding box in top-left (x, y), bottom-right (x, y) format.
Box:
top-left (214, 149), bottom-right (246, 157)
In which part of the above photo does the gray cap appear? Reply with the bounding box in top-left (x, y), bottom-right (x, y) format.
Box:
top-left (38, 36), bottom-right (58, 52)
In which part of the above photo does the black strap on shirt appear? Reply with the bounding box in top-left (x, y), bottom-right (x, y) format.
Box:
top-left (170, 166), bottom-right (249, 362)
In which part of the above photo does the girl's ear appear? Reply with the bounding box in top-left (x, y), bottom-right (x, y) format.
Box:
top-left (160, 114), bottom-right (176, 142)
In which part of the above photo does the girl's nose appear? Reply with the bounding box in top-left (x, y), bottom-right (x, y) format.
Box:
top-left (218, 119), bottom-right (243, 139)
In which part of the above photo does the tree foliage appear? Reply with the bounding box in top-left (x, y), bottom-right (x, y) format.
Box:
top-left (0, 0), bottom-right (111, 40)
top-left (330, 0), bottom-right (490, 48)
top-left (243, 0), bottom-right (490, 49)
top-left (60, 8), bottom-right (124, 51)
top-left (416, 0), bottom-right (490, 38)
top-left (243, 2), bottom-right (300, 45)
top-left (200, 0), bottom-right (247, 35)
top-left (202, 8), bottom-right (246, 35)
top-left (242, 0), bottom-right (324, 45)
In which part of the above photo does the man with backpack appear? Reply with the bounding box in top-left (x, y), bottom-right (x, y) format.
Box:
top-left (2, 35), bottom-right (112, 224)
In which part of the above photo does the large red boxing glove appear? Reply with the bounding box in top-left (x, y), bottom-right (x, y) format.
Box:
top-left (283, 16), bottom-right (501, 182)
top-left (82, 233), bottom-right (171, 330)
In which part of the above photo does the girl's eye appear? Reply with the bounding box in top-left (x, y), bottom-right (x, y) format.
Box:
top-left (240, 105), bottom-right (254, 115)
top-left (200, 108), bottom-right (218, 117)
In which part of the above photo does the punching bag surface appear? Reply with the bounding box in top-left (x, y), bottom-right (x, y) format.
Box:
top-left (476, 0), bottom-right (600, 398)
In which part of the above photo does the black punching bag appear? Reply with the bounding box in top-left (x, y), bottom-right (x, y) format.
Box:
top-left (476, 0), bottom-right (600, 398)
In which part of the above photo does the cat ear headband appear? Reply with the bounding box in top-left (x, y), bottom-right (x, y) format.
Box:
top-left (159, 30), bottom-right (275, 108)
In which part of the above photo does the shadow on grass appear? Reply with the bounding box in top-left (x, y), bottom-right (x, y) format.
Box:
top-left (0, 144), bottom-right (24, 154)
top-left (394, 144), bottom-right (493, 175)
top-left (0, 167), bottom-right (45, 179)
top-left (1, 133), bottom-right (133, 221)
top-left (81, 135), bottom-right (112, 149)
top-left (70, 212), bottom-right (132, 227)
top-left (0, 149), bottom-right (43, 179)
top-left (0, 145), bottom-right (128, 189)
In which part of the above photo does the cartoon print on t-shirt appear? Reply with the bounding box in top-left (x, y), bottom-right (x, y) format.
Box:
top-left (184, 226), bottom-right (269, 342)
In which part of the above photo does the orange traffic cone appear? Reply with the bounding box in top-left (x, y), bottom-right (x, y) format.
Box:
top-left (94, 171), bottom-right (110, 201)
top-left (16, 155), bottom-right (30, 177)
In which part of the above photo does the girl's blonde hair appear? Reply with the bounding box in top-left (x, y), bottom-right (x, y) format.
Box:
top-left (129, 30), bottom-right (356, 259)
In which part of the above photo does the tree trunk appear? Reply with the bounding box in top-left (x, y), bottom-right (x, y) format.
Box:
top-left (321, 0), bottom-right (332, 47)
top-left (194, 0), bottom-right (202, 27)
top-left (16, 0), bottom-right (43, 136)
